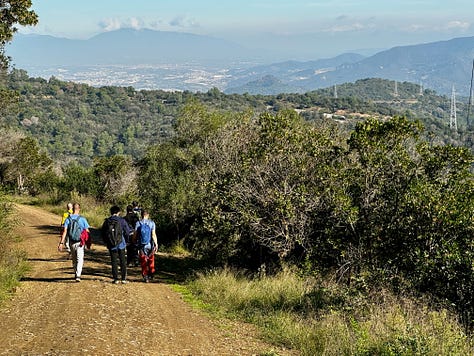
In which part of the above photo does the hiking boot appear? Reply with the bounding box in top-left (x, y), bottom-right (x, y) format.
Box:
top-left (121, 280), bottom-right (128, 284)
top-left (113, 280), bottom-right (120, 284)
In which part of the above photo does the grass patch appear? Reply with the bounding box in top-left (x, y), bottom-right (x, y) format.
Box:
top-left (186, 268), bottom-right (473, 355)
top-left (0, 195), bottom-right (30, 305)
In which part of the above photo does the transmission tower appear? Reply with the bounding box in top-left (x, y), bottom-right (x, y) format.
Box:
top-left (393, 81), bottom-right (398, 97)
top-left (419, 81), bottom-right (423, 96)
top-left (450, 85), bottom-right (458, 131)
top-left (466, 59), bottom-right (474, 129)
top-left (334, 84), bottom-right (338, 99)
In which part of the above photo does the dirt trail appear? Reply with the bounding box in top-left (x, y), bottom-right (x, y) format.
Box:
top-left (0, 204), bottom-right (293, 355)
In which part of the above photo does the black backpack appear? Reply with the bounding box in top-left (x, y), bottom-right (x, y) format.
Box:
top-left (102, 217), bottom-right (123, 249)
top-left (124, 212), bottom-right (139, 232)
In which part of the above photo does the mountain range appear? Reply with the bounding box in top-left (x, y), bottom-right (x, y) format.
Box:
top-left (6, 29), bottom-right (474, 96)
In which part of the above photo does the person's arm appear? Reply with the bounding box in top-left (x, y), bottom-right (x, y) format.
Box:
top-left (121, 218), bottom-right (131, 241)
top-left (58, 227), bottom-right (67, 251)
top-left (151, 224), bottom-right (158, 250)
top-left (82, 217), bottom-right (90, 233)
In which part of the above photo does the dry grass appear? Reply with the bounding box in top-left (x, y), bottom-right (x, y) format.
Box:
top-left (188, 268), bottom-right (473, 356)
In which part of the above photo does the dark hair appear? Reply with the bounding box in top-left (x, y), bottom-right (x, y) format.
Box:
top-left (126, 204), bottom-right (133, 213)
top-left (110, 205), bottom-right (121, 215)
top-left (72, 203), bottom-right (81, 213)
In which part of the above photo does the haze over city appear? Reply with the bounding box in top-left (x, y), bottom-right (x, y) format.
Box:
top-left (19, 0), bottom-right (474, 60)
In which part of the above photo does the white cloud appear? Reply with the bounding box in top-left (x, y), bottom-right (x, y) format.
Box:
top-left (128, 17), bottom-right (144, 30)
top-left (402, 20), bottom-right (472, 33)
top-left (169, 16), bottom-right (199, 29)
top-left (325, 22), bottom-right (367, 32)
top-left (444, 20), bottom-right (470, 31)
top-left (98, 17), bottom-right (146, 32)
top-left (98, 18), bottom-right (122, 32)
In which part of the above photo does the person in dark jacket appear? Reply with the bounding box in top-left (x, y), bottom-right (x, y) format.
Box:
top-left (124, 204), bottom-right (140, 266)
top-left (102, 205), bottom-right (131, 284)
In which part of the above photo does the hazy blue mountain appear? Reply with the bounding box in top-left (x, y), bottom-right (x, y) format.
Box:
top-left (6, 28), bottom-right (262, 67)
top-left (327, 36), bottom-right (474, 96)
top-left (232, 36), bottom-right (474, 96)
top-left (225, 74), bottom-right (304, 95)
top-left (225, 53), bottom-right (365, 91)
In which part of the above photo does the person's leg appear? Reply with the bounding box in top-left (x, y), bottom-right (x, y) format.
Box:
top-left (118, 248), bottom-right (127, 281)
top-left (75, 244), bottom-right (84, 279)
top-left (148, 252), bottom-right (155, 278)
top-left (133, 244), bottom-right (139, 266)
top-left (126, 243), bottom-right (137, 266)
top-left (70, 242), bottom-right (83, 280)
top-left (126, 244), bottom-right (132, 265)
top-left (110, 249), bottom-right (119, 282)
top-left (71, 242), bottom-right (78, 276)
top-left (139, 249), bottom-right (149, 281)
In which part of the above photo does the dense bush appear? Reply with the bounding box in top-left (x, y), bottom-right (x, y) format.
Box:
top-left (139, 104), bottom-right (474, 328)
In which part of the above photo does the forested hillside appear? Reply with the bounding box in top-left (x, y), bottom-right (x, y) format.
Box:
top-left (2, 3), bottom-right (473, 354)
top-left (3, 70), bottom-right (267, 164)
top-left (1, 68), bottom-right (474, 349)
top-left (1, 70), bottom-right (473, 166)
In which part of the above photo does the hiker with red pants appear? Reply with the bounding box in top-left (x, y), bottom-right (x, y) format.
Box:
top-left (134, 209), bottom-right (158, 282)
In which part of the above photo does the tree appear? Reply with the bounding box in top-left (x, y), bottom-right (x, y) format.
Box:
top-left (191, 110), bottom-right (351, 267)
top-left (0, 0), bottom-right (38, 68)
top-left (0, 134), bottom-right (52, 193)
top-left (93, 155), bottom-right (136, 203)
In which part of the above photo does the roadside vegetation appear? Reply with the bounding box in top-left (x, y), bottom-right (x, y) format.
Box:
top-left (0, 194), bottom-right (29, 304)
top-left (188, 268), bottom-right (472, 355)
top-left (2, 103), bottom-right (474, 354)
top-left (0, 4), bottom-right (473, 352)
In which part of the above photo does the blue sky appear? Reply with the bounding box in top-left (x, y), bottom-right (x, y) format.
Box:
top-left (19, 0), bottom-right (474, 59)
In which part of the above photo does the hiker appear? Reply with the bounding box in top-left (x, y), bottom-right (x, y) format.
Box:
top-left (124, 204), bottom-right (139, 267)
top-left (102, 205), bottom-right (130, 284)
top-left (132, 201), bottom-right (142, 220)
top-left (58, 203), bottom-right (90, 282)
top-left (59, 202), bottom-right (73, 255)
top-left (134, 209), bottom-right (158, 282)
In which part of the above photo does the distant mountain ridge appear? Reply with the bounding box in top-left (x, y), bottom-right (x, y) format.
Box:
top-left (226, 36), bottom-right (474, 96)
top-left (225, 53), bottom-right (366, 94)
top-left (7, 28), bottom-right (261, 66)
top-left (6, 29), bottom-right (474, 95)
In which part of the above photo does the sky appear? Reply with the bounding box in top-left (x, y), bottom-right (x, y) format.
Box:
top-left (18, 0), bottom-right (474, 60)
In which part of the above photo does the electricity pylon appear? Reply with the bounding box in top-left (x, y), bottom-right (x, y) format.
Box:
top-left (450, 85), bottom-right (458, 131)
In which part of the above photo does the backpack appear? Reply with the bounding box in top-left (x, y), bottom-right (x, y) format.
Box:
top-left (67, 216), bottom-right (82, 242)
top-left (137, 221), bottom-right (152, 246)
top-left (125, 212), bottom-right (139, 232)
top-left (103, 218), bottom-right (123, 248)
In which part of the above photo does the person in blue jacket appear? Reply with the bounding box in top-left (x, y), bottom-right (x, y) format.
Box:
top-left (58, 203), bottom-right (90, 282)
